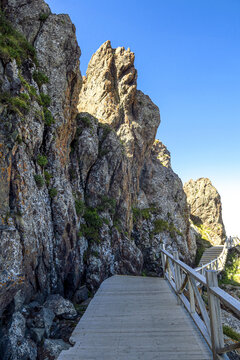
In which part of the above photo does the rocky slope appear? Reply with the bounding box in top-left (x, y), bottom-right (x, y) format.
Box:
top-left (0, 0), bottom-right (196, 358)
top-left (184, 178), bottom-right (226, 245)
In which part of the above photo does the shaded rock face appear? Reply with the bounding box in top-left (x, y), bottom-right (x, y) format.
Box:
top-left (133, 141), bottom-right (197, 272)
top-left (0, 0), bottom-right (195, 329)
top-left (184, 178), bottom-right (226, 245)
top-left (0, 0), bottom-right (82, 313)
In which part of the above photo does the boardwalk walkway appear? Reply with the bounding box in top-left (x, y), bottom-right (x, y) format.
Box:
top-left (58, 275), bottom-right (212, 360)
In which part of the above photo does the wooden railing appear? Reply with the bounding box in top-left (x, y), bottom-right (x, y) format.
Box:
top-left (195, 236), bottom-right (240, 276)
top-left (160, 244), bottom-right (240, 360)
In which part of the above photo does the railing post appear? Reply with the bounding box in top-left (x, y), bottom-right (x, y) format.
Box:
top-left (200, 263), bottom-right (204, 276)
top-left (173, 251), bottom-right (181, 305)
top-left (188, 277), bottom-right (195, 314)
top-left (160, 244), bottom-right (166, 278)
top-left (206, 270), bottom-right (224, 359)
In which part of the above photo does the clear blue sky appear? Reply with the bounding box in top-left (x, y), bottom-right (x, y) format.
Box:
top-left (47, 0), bottom-right (240, 236)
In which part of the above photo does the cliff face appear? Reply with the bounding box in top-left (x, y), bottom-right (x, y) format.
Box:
top-left (184, 178), bottom-right (226, 245)
top-left (0, 0), bottom-right (82, 312)
top-left (77, 43), bottom-right (197, 274)
top-left (0, 0), bottom-right (195, 322)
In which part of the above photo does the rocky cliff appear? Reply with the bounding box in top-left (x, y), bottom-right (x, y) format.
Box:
top-left (184, 178), bottom-right (226, 245)
top-left (0, 0), bottom-right (196, 358)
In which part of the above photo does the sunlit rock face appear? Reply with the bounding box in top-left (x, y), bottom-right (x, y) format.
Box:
top-left (0, 0), bottom-right (196, 320)
top-left (78, 42), bottom-right (196, 273)
top-left (184, 178), bottom-right (226, 245)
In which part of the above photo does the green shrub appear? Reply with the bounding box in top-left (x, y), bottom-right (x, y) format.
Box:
top-left (44, 171), bottom-right (52, 186)
top-left (84, 207), bottom-right (103, 229)
top-left (37, 154), bottom-right (48, 167)
top-left (43, 108), bottom-right (54, 126)
top-left (19, 93), bottom-right (30, 101)
top-left (132, 206), bottom-right (159, 223)
top-left (29, 85), bottom-right (37, 98)
top-left (223, 325), bottom-right (240, 342)
top-left (76, 114), bottom-right (92, 128)
top-left (0, 11), bottom-right (37, 64)
top-left (80, 224), bottom-right (99, 243)
top-left (132, 207), bottom-right (141, 222)
top-left (39, 13), bottom-right (50, 21)
top-left (40, 92), bottom-right (51, 107)
top-left (0, 92), bottom-right (29, 116)
top-left (34, 174), bottom-right (44, 188)
top-left (11, 96), bottom-right (29, 111)
top-left (49, 188), bottom-right (57, 198)
top-left (79, 206), bottom-right (105, 243)
top-left (153, 219), bottom-right (169, 233)
top-left (151, 218), bottom-right (183, 239)
top-left (16, 135), bottom-right (22, 144)
top-left (33, 71), bottom-right (49, 88)
top-left (97, 195), bottom-right (116, 214)
top-left (75, 200), bottom-right (85, 216)
top-left (220, 250), bottom-right (240, 285)
top-left (103, 217), bottom-right (110, 225)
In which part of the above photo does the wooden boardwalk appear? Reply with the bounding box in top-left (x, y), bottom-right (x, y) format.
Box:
top-left (58, 275), bottom-right (212, 360)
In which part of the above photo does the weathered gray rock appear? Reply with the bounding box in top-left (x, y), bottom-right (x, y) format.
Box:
top-left (72, 285), bottom-right (88, 304)
top-left (2, 312), bottom-right (37, 360)
top-left (43, 339), bottom-right (71, 359)
top-left (44, 294), bottom-right (77, 319)
top-left (133, 140), bottom-right (196, 270)
top-left (222, 309), bottom-right (240, 334)
top-left (41, 307), bottom-right (55, 337)
top-left (2, 0), bottom-right (51, 43)
top-left (26, 306), bottom-right (55, 339)
top-left (29, 327), bottom-right (45, 344)
top-left (0, 0), bottom-right (82, 312)
top-left (184, 178), bottom-right (226, 245)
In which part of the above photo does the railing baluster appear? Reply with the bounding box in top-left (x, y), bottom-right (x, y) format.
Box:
top-left (189, 277), bottom-right (211, 334)
top-left (206, 270), bottom-right (224, 359)
top-left (188, 279), bottom-right (195, 314)
top-left (160, 244), bottom-right (166, 278)
top-left (173, 251), bottom-right (181, 305)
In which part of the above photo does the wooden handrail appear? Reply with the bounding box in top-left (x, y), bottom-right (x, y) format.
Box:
top-left (160, 244), bottom-right (240, 360)
top-left (195, 236), bottom-right (240, 275)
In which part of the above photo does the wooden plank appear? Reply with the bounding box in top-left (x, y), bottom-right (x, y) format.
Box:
top-left (58, 276), bottom-right (212, 360)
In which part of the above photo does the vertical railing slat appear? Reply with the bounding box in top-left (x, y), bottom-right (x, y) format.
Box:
top-left (206, 270), bottom-right (224, 359)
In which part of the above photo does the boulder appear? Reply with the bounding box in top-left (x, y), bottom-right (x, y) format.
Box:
top-left (72, 285), bottom-right (88, 304)
top-left (184, 178), bottom-right (226, 245)
top-left (43, 339), bottom-right (71, 359)
top-left (44, 294), bottom-right (77, 320)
